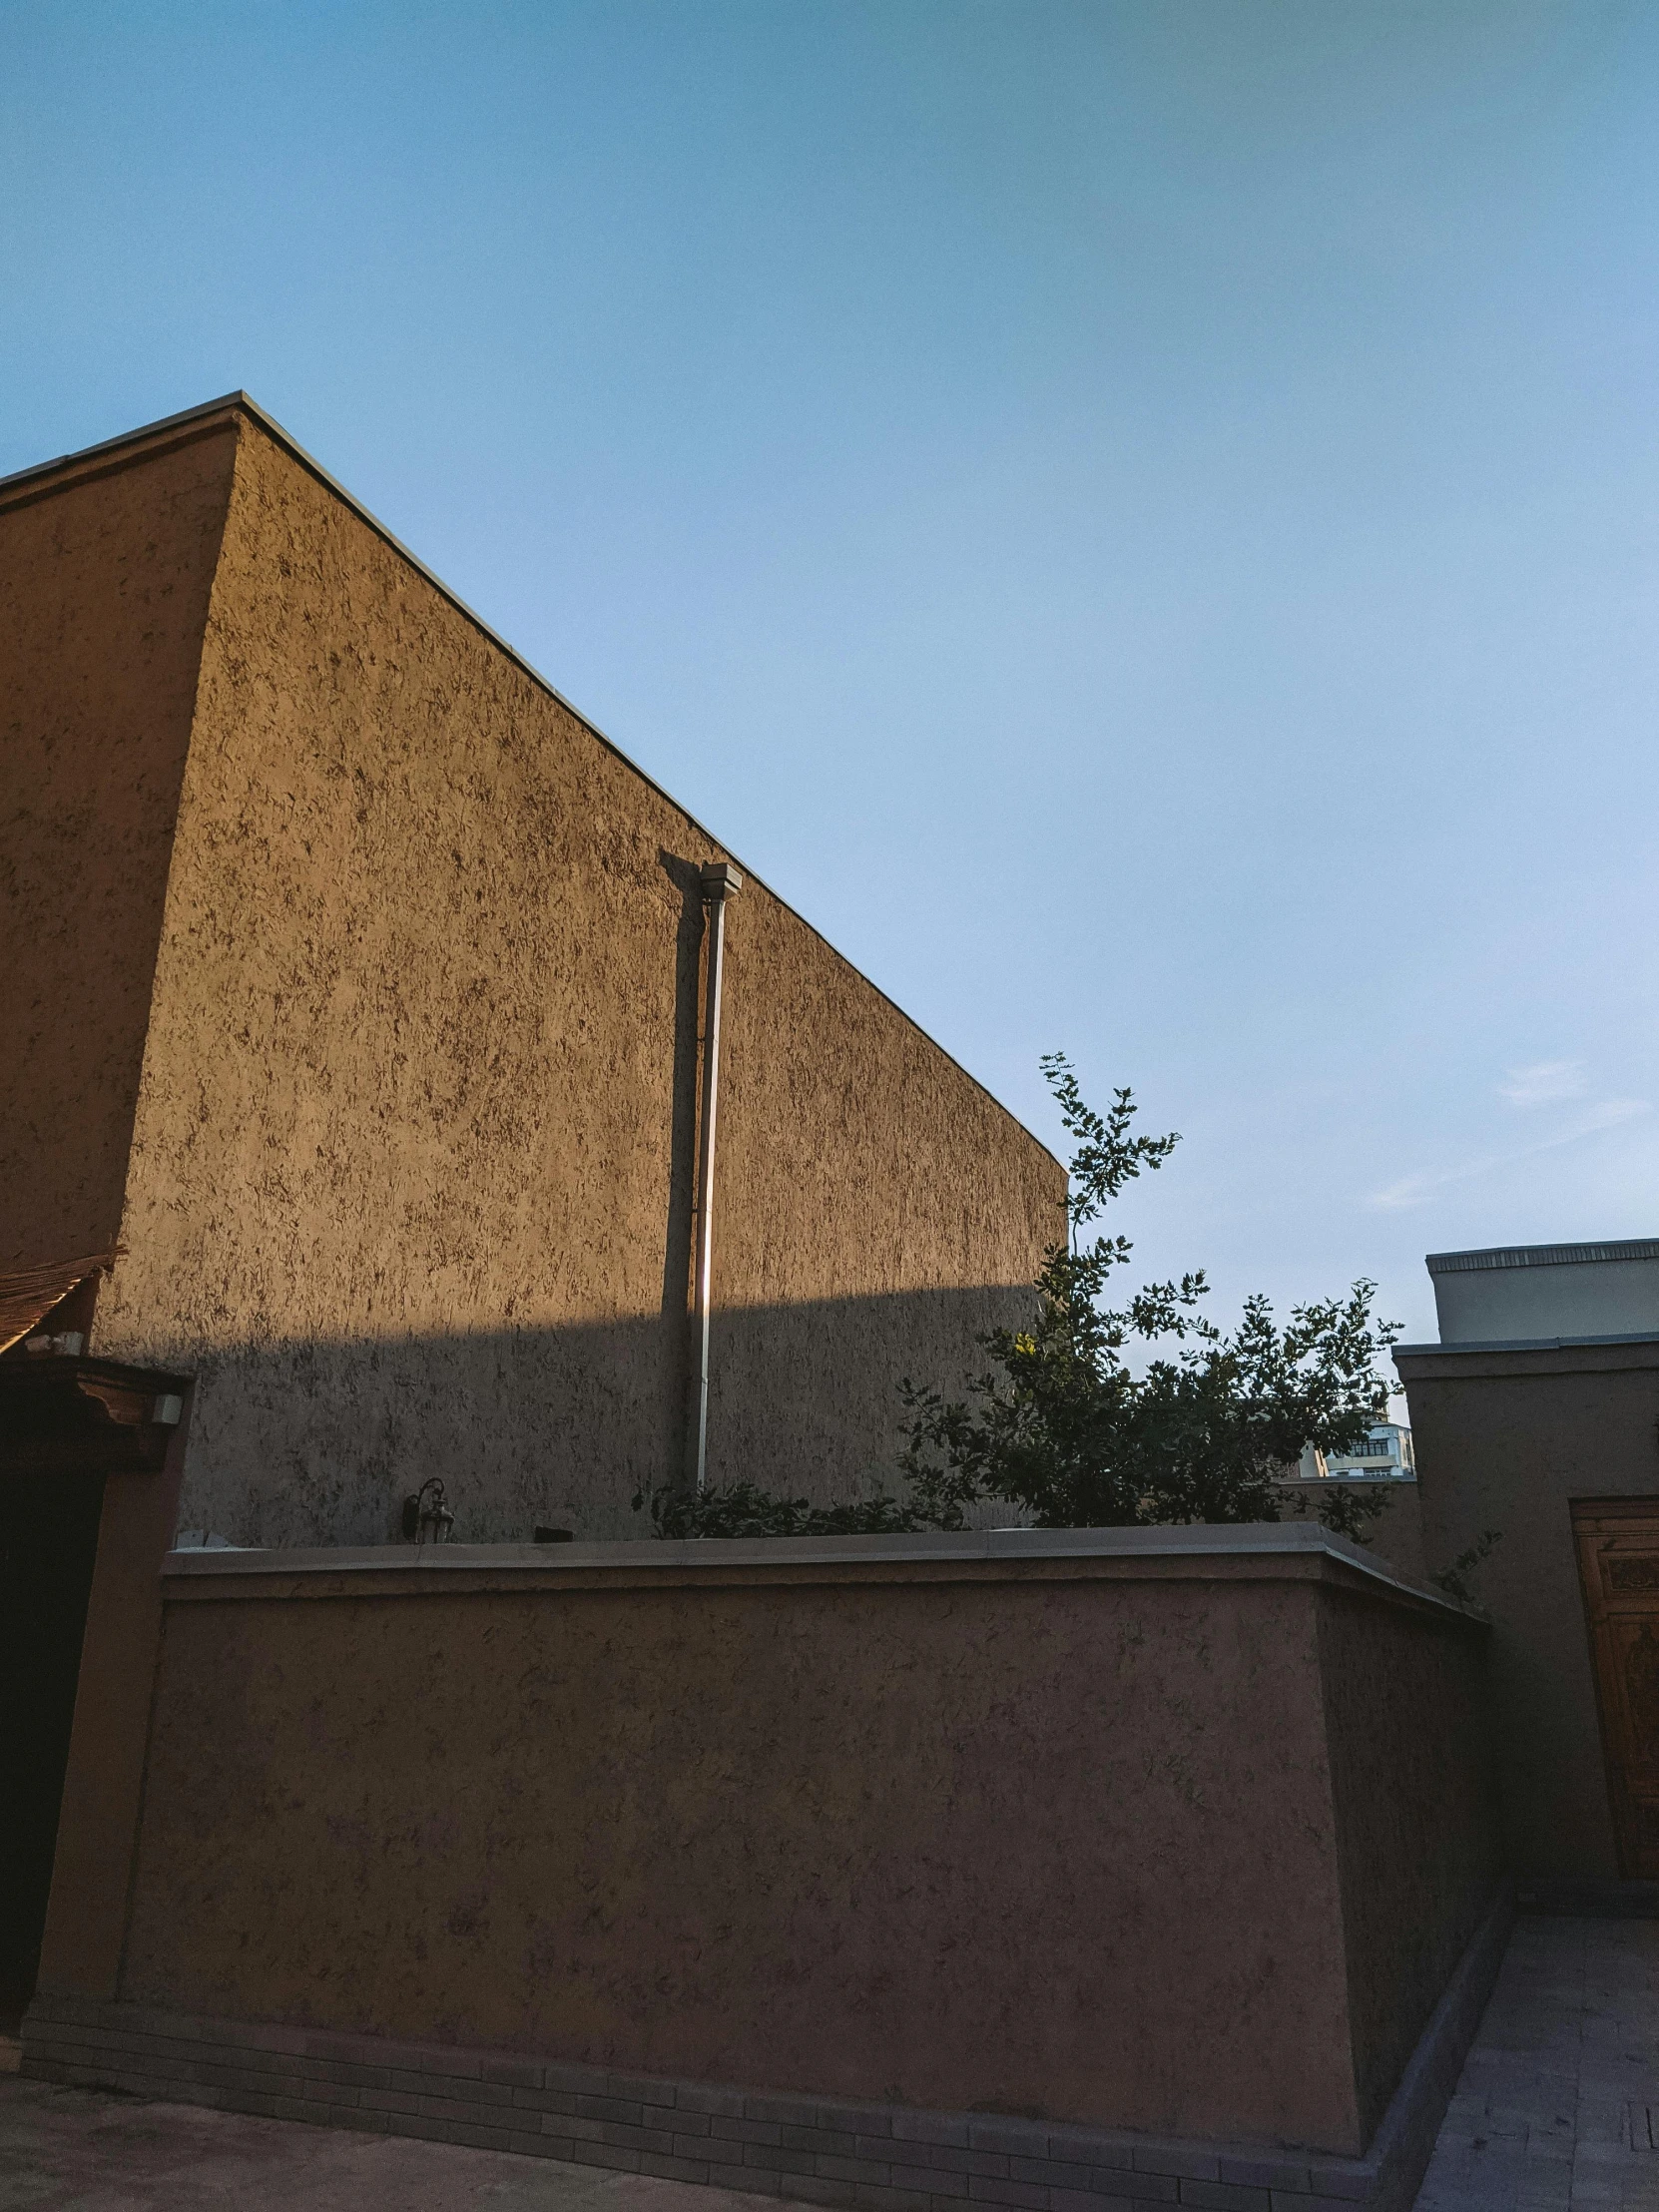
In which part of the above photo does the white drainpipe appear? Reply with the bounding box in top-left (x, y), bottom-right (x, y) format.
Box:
top-left (691, 861), bottom-right (743, 1491)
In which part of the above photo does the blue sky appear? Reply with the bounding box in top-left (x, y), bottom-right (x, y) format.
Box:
top-left (5, 2), bottom-right (1658, 1357)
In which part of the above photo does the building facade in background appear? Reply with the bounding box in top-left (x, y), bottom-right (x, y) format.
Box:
top-left (1299, 1420), bottom-right (1416, 1479)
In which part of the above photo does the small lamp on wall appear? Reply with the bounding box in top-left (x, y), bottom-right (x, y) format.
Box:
top-left (401, 1477), bottom-right (455, 1546)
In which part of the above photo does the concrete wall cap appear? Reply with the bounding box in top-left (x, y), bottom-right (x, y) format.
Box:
top-left (161, 1518), bottom-right (1481, 1618)
top-left (1395, 1331), bottom-right (1659, 1359)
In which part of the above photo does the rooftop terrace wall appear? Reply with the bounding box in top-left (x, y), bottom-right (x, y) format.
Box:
top-left (35, 1524), bottom-right (1497, 2169)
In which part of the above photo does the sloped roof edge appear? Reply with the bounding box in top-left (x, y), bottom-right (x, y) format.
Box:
top-left (0, 391), bottom-right (1060, 1172)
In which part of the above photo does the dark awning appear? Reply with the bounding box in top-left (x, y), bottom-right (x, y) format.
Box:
top-left (0, 1255), bottom-right (118, 1357)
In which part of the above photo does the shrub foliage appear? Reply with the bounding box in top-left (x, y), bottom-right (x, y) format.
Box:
top-left (638, 1055), bottom-right (1400, 1542)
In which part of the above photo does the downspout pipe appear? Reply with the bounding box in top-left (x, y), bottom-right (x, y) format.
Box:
top-left (691, 861), bottom-right (743, 1492)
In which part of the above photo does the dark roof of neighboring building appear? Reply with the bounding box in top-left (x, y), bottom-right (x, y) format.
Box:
top-left (1425, 1240), bottom-right (1659, 1276)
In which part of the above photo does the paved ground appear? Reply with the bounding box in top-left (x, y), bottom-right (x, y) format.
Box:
top-left (0, 2074), bottom-right (797, 2212)
top-left (5, 1916), bottom-right (1659, 2211)
top-left (1416, 1916), bottom-right (1659, 2210)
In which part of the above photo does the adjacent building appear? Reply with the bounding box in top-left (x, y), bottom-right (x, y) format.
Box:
top-left (1, 392), bottom-right (1063, 1550)
top-left (2, 389), bottom-right (1069, 2028)
top-left (1394, 1237), bottom-right (1659, 1889)
top-left (1426, 1238), bottom-right (1659, 1345)
top-left (1299, 1420), bottom-right (1416, 1480)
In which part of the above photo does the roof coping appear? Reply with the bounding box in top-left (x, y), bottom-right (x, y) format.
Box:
top-left (1396, 1330), bottom-right (1659, 1357)
top-left (1425, 1240), bottom-right (1659, 1276)
top-left (162, 1518), bottom-right (1478, 1618)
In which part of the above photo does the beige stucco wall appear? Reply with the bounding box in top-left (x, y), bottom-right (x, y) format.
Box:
top-left (0, 423), bottom-right (238, 1272)
top-left (21, 404), bottom-right (1060, 1541)
top-left (1396, 1338), bottom-right (1659, 1879)
top-left (1314, 1572), bottom-right (1496, 2132)
top-left (105, 1536), bottom-right (1495, 2157)
top-left (1277, 1478), bottom-right (1428, 1584)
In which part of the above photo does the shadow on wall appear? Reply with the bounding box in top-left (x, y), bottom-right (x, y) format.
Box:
top-left (166, 1285), bottom-right (1038, 1550)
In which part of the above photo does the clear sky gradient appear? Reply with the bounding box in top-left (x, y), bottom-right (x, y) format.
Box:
top-left (5, 2), bottom-right (1657, 1355)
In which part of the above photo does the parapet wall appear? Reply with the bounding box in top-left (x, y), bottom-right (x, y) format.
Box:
top-left (35, 1524), bottom-right (1497, 2167)
top-left (1275, 1477), bottom-right (1426, 1584)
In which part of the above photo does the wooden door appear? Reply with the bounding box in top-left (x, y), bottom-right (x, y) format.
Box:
top-left (1573, 1499), bottom-right (1659, 1878)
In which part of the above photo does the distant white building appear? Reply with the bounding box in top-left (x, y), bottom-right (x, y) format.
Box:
top-left (1297, 1421), bottom-right (1415, 1481)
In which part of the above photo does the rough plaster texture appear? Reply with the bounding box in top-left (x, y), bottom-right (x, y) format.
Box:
top-left (1396, 1338), bottom-right (1659, 1881)
top-left (1277, 1480), bottom-right (1427, 1586)
top-left (108, 1545), bottom-right (1494, 2158)
top-left (1313, 1584), bottom-right (1497, 2140)
top-left (0, 424), bottom-right (237, 1270)
top-left (3, 401), bottom-right (1060, 1541)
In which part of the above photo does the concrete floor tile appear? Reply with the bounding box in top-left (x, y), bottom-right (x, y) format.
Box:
top-left (1417, 1923), bottom-right (1659, 2211)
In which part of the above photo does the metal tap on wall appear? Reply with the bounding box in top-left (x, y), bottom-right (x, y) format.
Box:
top-left (400, 1477), bottom-right (454, 1545)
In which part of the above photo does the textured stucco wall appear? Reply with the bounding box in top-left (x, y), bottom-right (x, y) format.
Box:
top-left (113, 1547), bottom-right (1493, 2157)
top-left (0, 425), bottom-right (238, 1270)
top-left (67, 409), bottom-right (1059, 1541)
top-left (1277, 1479), bottom-right (1428, 1584)
top-left (1397, 1340), bottom-right (1659, 1878)
top-left (1315, 1582), bottom-right (1498, 2139)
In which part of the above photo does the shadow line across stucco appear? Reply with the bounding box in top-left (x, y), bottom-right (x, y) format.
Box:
top-left (112, 1282), bottom-right (1040, 1549)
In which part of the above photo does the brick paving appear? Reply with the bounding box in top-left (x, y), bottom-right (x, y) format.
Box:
top-left (0, 2071), bottom-right (794, 2210)
top-left (1415, 1916), bottom-right (1659, 2211)
top-left (11, 1912), bottom-right (1653, 2212)
top-left (21, 1987), bottom-right (1390, 2210)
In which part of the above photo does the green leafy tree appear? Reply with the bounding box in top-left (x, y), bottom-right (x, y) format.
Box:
top-left (896, 1054), bottom-right (1401, 1534)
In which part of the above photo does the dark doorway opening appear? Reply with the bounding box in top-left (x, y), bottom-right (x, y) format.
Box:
top-left (0, 1467), bottom-right (105, 2028)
